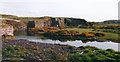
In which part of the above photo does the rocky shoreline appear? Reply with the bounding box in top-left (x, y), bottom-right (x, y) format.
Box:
top-left (2, 39), bottom-right (77, 60)
top-left (2, 39), bottom-right (120, 61)
top-left (2, 39), bottom-right (70, 52)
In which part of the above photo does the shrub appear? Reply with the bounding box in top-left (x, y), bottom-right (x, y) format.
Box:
top-left (95, 32), bottom-right (105, 36)
top-left (45, 27), bottom-right (58, 30)
top-left (78, 46), bottom-right (85, 49)
top-left (28, 27), bottom-right (59, 35)
top-left (45, 29), bottom-right (80, 36)
top-left (70, 54), bottom-right (91, 61)
top-left (6, 46), bottom-right (15, 51)
top-left (14, 46), bottom-right (21, 50)
top-left (6, 53), bottom-right (13, 58)
top-left (34, 27), bottom-right (44, 32)
top-left (80, 32), bottom-right (105, 37)
top-left (67, 46), bottom-right (76, 50)
top-left (28, 27), bottom-right (81, 37)
top-left (83, 50), bottom-right (90, 53)
top-left (106, 49), bottom-right (115, 53)
top-left (88, 32), bottom-right (96, 34)
top-left (70, 30), bottom-right (80, 35)
top-left (2, 35), bottom-right (15, 40)
top-left (28, 27), bottom-right (45, 35)
top-left (80, 32), bottom-right (95, 37)
top-left (45, 30), bottom-right (58, 35)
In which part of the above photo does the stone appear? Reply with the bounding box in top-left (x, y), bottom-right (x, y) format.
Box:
top-left (0, 25), bottom-right (14, 36)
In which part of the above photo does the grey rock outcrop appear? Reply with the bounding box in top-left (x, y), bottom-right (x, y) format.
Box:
top-left (0, 25), bottom-right (14, 36)
top-left (27, 17), bottom-right (89, 28)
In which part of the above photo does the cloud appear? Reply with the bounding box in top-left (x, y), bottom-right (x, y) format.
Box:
top-left (0, 0), bottom-right (118, 21)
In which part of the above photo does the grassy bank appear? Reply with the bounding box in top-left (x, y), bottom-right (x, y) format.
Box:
top-left (97, 33), bottom-right (119, 42)
top-left (65, 28), bottom-right (94, 34)
top-left (92, 24), bottom-right (119, 27)
top-left (65, 28), bottom-right (119, 42)
top-left (28, 27), bottom-right (119, 42)
top-left (28, 27), bottom-right (106, 42)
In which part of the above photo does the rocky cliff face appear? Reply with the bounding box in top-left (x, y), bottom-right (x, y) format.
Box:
top-left (36, 17), bottom-right (88, 27)
top-left (1, 14), bottom-right (89, 29)
top-left (0, 25), bottom-right (14, 36)
top-left (27, 17), bottom-right (89, 28)
top-left (51, 18), bottom-right (60, 27)
top-left (0, 18), bottom-right (26, 31)
top-left (35, 19), bottom-right (51, 27)
top-left (46, 17), bottom-right (89, 27)
top-left (64, 18), bottom-right (89, 27)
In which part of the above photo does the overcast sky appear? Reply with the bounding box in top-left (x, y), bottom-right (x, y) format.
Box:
top-left (0, 0), bottom-right (119, 22)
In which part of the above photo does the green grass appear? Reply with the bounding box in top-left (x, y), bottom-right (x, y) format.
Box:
top-left (70, 46), bottom-right (120, 61)
top-left (95, 29), bottom-right (119, 34)
top-left (3, 45), bottom-right (120, 61)
top-left (93, 24), bottom-right (119, 27)
top-left (97, 33), bottom-right (119, 42)
top-left (65, 28), bottom-right (94, 34)
top-left (65, 28), bottom-right (119, 42)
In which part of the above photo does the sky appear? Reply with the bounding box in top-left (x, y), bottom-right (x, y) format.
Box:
top-left (0, 0), bottom-right (119, 22)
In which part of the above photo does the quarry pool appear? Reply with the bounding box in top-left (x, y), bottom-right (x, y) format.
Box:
top-left (14, 30), bottom-right (119, 51)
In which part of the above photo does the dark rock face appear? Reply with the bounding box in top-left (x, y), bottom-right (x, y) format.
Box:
top-left (64, 18), bottom-right (89, 27)
top-left (28, 17), bottom-right (89, 28)
top-left (27, 21), bottom-right (35, 29)
top-left (1, 18), bottom-right (26, 31)
top-left (27, 21), bottom-right (35, 35)
top-left (1, 14), bottom-right (89, 29)
top-left (51, 18), bottom-right (59, 27)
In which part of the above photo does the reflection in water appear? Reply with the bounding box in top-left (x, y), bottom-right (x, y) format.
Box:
top-left (14, 30), bottom-right (27, 36)
top-left (14, 30), bottom-right (119, 51)
top-left (15, 35), bottom-right (119, 51)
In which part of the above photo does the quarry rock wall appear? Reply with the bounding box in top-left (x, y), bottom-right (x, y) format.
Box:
top-left (0, 25), bottom-right (14, 36)
top-left (27, 17), bottom-right (89, 28)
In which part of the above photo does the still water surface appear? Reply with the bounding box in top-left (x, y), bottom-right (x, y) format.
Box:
top-left (14, 30), bottom-right (119, 51)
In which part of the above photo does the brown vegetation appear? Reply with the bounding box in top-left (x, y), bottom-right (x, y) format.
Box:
top-left (80, 32), bottom-right (95, 37)
top-left (28, 27), bottom-right (105, 40)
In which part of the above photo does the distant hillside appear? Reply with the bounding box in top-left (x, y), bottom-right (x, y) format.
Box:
top-left (88, 20), bottom-right (120, 27)
top-left (102, 20), bottom-right (120, 24)
top-left (0, 14), bottom-right (18, 19)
